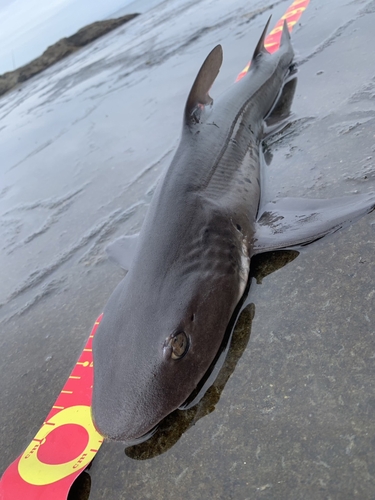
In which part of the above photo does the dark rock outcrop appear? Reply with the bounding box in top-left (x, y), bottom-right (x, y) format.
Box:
top-left (0, 13), bottom-right (139, 97)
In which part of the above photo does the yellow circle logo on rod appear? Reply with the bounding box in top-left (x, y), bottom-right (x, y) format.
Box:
top-left (18, 405), bottom-right (101, 486)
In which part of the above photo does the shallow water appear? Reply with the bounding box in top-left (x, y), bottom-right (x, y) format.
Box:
top-left (1, 0), bottom-right (375, 498)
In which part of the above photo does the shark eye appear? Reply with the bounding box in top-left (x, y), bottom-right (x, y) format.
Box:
top-left (164, 331), bottom-right (189, 360)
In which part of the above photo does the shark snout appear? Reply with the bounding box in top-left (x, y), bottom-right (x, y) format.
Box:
top-left (92, 403), bottom-right (159, 444)
top-left (92, 356), bottom-right (194, 443)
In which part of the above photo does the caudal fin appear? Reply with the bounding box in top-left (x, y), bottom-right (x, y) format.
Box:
top-left (251, 16), bottom-right (271, 62)
top-left (279, 19), bottom-right (292, 51)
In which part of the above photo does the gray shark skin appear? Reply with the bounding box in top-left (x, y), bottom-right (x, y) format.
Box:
top-left (92, 19), bottom-right (375, 443)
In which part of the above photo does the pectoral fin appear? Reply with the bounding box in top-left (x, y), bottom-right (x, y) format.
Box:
top-left (264, 76), bottom-right (297, 134)
top-left (253, 193), bottom-right (375, 254)
top-left (106, 234), bottom-right (139, 270)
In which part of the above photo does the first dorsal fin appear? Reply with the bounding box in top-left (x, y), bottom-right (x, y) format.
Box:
top-left (185, 44), bottom-right (223, 124)
top-left (252, 16), bottom-right (271, 61)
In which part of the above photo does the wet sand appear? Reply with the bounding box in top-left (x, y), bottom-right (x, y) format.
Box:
top-left (1, 0), bottom-right (375, 498)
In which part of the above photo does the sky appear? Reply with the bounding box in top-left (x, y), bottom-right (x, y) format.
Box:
top-left (0, 0), bottom-right (150, 74)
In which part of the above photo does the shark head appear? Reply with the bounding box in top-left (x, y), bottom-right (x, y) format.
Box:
top-left (92, 267), bottom-right (239, 443)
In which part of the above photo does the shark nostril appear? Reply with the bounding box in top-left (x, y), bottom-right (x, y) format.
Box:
top-left (164, 331), bottom-right (189, 360)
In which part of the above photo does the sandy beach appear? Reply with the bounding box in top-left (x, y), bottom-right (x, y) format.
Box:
top-left (1, 0), bottom-right (375, 498)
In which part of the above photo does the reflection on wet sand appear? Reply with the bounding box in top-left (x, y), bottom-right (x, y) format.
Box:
top-left (250, 250), bottom-right (299, 285)
top-left (125, 304), bottom-right (255, 461)
top-left (68, 470), bottom-right (91, 500)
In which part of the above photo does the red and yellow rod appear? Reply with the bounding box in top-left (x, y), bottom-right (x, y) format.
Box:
top-left (236, 0), bottom-right (311, 82)
top-left (0, 315), bottom-right (103, 500)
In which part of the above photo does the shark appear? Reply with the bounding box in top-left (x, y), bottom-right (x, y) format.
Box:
top-left (92, 18), bottom-right (375, 443)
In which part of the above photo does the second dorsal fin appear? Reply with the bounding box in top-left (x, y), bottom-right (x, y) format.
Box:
top-left (252, 16), bottom-right (271, 61)
top-left (185, 44), bottom-right (223, 124)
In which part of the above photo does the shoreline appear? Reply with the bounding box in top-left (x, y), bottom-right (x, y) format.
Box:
top-left (0, 13), bottom-right (139, 98)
